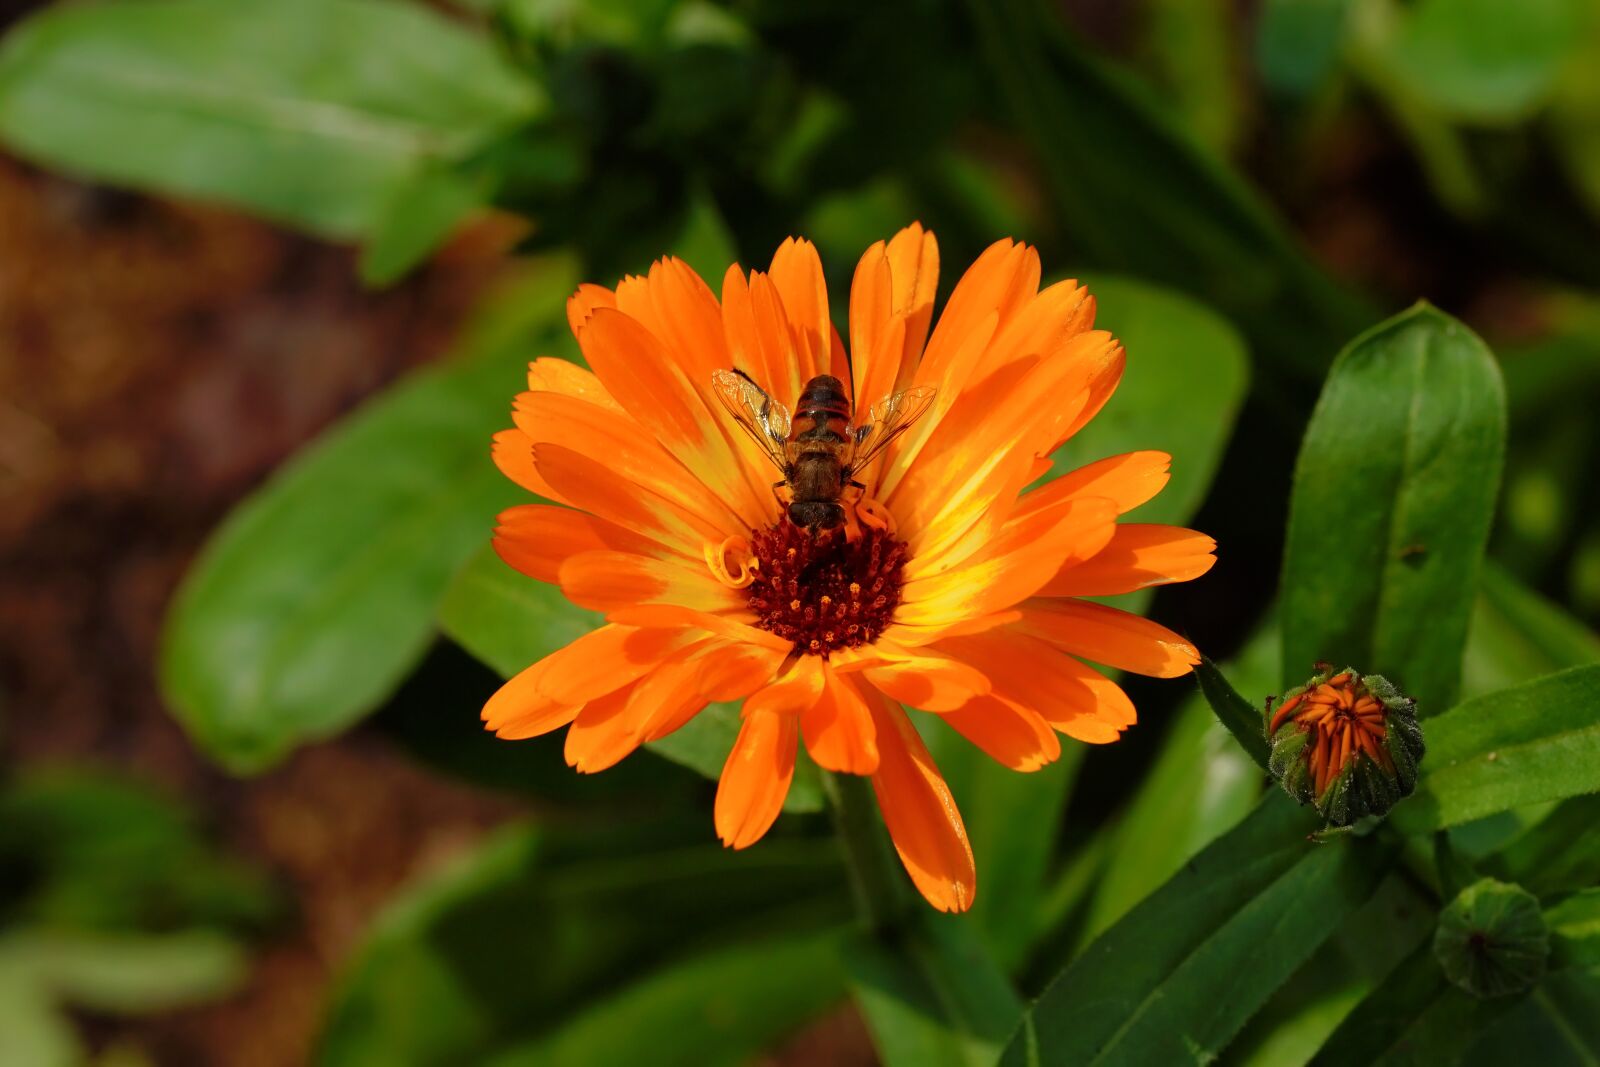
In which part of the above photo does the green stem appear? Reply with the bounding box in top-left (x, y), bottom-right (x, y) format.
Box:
top-left (823, 770), bottom-right (909, 934)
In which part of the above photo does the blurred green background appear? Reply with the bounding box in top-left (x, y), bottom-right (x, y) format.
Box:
top-left (1, 0), bottom-right (1599, 1064)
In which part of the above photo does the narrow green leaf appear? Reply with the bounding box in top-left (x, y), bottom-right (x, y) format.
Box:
top-left (359, 165), bottom-right (487, 287)
top-left (1463, 561), bottom-right (1600, 700)
top-left (318, 822), bottom-right (848, 1066)
top-left (1547, 889), bottom-right (1600, 971)
top-left (850, 915), bottom-right (1022, 1067)
top-left (963, 0), bottom-right (1369, 379)
top-left (160, 264), bottom-right (576, 773)
top-left (1002, 793), bottom-right (1393, 1066)
top-left (1496, 795), bottom-right (1600, 897)
top-left (485, 930), bottom-right (850, 1067)
top-left (1282, 304), bottom-right (1507, 712)
top-left (1394, 665), bottom-right (1600, 832)
top-left (0, 0), bottom-right (540, 238)
top-left (8, 931), bottom-right (245, 1014)
top-left (1310, 942), bottom-right (1525, 1066)
top-left (1458, 968), bottom-right (1600, 1067)
top-left (1195, 656), bottom-right (1272, 771)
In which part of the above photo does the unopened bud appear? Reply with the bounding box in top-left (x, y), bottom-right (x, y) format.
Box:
top-left (1264, 665), bottom-right (1424, 827)
top-left (1434, 878), bottom-right (1549, 998)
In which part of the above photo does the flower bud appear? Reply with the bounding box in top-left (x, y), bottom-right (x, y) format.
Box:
top-left (1434, 878), bottom-right (1549, 998)
top-left (1264, 665), bottom-right (1424, 827)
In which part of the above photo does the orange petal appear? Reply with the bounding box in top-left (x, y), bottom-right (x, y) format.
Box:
top-left (934, 630), bottom-right (1137, 741)
top-left (567, 283), bottom-right (617, 338)
top-left (536, 624), bottom-right (700, 704)
top-left (801, 670), bottom-right (879, 774)
top-left (850, 224), bottom-right (940, 405)
top-left (741, 654), bottom-right (827, 718)
top-left (492, 428), bottom-right (563, 502)
top-left (1049, 333), bottom-right (1125, 448)
top-left (940, 695), bottom-right (1062, 771)
top-left (865, 690), bottom-right (976, 913)
top-left (564, 682), bottom-right (648, 773)
top-left (527, 356), bottom-right (620, 411)
top-left (918, 239), bottom-right (1038, 391)
top-left (605, 604), bottom-right (792, 650)
top-left (898, 497), bottom-right (1117, 626)
top-left (1041, 524), bottom-right (1217, 597)
top-left (1018, 599), bottom-right (1200, 678)
top-left (481, 658), bottom-right (580, 740)
top-left (1018, 450), bottom-right (1171, 519)
top-left (978, 279), bottom-right (1095, 383)
top-left (533, 443), bottom-right (727, 554)
top-left (493, 504), bottom-right (666, 584)
top-left (558, 550), bottom-right (742, 614)
top-left (858, 644), bottom-right (991, 712)
top-left (769, 238), bottom-right (832, 381)
top-left (641, 641), bottom-right (787, 741)
top-left (715, 707), bottom-right (798, 849)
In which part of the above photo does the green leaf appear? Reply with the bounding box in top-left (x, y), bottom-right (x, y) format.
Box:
top-left (1282, 303), bottom-right (1507, 712)
top-left (1002, 793), bottom-right (1393, 1066)
top-left (5, 931), bottom-right (246, 1014)
top-left (317, 821), bottom-right (848, 1066)
top-left (1463, 562), bottom-right (1600, 700)
top-left (359, 165), bottom-right (487, 287)
top-left (1256, 0), bottom-right (1350, 99)
top-left (1394, 665), bottom-right (1600, 832)
top-left (1547, 889), bottom-right (1600, 971)
top-left (1459, 968), bottom-right (1600, 1067)
top-left (1051, 275), bottom-right (1250, 529)
top-left (1496, 795), bottom-right (1600, 897)
top-left (1194, 656), bottom-right (1272, 772)
top-left (963, 0), bottom-right (1370, 380)
top-left (160, 263), bottom-right (576, 774)
top-left (0, 0), bottom-right (540, 239)
top-left (1309, 941), bottom-right (1526, 1066)
top-left (850, 915), bottom-right (1022, 1067)
top-left (484, 929), bottom-right (850, 1067)
top-left (0, 963), bottom-right (79, 1067)
top-left (439, 547), bottom-right (824, 812)
top-left (1367, 0), bottom-right (1589, 123)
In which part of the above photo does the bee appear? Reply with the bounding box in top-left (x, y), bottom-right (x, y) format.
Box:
top-left (712, 368), bottom-right (936, 531)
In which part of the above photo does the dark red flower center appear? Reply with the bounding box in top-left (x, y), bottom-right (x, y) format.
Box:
top-left (746, 522), bottom-right (906, 657)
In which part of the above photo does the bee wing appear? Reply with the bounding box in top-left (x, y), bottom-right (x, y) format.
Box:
top-left (849, 385), bottom-right (937, 472)
top-left (712, 368), bottom-right (792, 471)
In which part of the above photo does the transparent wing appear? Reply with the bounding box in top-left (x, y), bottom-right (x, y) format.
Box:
top-left (849, 385), bottom-right (937, 472)
top-left (712, 368), bottom-right (791, 471)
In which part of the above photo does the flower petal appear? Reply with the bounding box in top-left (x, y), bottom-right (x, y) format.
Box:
top-left (558, 550), bottom-right (742, 614)
top-left (801, 670), bottom-right (879, 774)
top-left (769, 238), bottom-right (832, 382)
top-left (493, 504), bottom-right (666, 583)
top-left (481, 658), bottom-right (579, 740)
top-left (564, 682), bottom-right (647, 773)
top-left (934, 630), bottom-right (1137, 741)
top-left (533, 443), bottom-right (728, 554)
top-left (715, 707), bottom-right (799, 849)
top-left (492, 428), bottom-right (561, 501)
top-left (567, 283), bottom-right (617, 338)
top-left (1018, 450), bottom-right (1171, 519)
top-left (865, 690), bottom-right (976, 913)
top-left (536, 624), bottom-right (700, 705)
top-left (940, 695), bottom-right (1061, 771)
top-left (1041, 524), bottom-right (1217, 597)
top-left (1018, 599), bottom-right (1200, 678)
top-left (527, 356), bottom-right (620, 411)
top-left (858, 644), bottom-right (991, 712)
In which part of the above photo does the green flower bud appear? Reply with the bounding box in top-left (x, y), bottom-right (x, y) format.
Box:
top-left (1264, 665), bottom-right (1424, 827)
top-left (1434, 878), bottom-right (1549, 998)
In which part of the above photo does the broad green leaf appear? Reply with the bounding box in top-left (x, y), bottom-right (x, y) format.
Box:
top-left (0, 0), bottom-right (540, 238)
top-left (850, 915), bottom-right (1022, 1067)
top-left (439, 547), bottom-right (824, 812)
top-left (1394, 665), bottom-right (1600, 832)
top-left (1052, 276), bottom-right (1250, 529)
top-left (1309, 941), bottom-right (1525, 1066)
top-left (1464, 562), bottom-right (1600, 700)
top-left (1367, 0), bottom-right (1589, 123)
top-left (485, 929), bottom-right (850, 1067)
top-left (1282, 304), bottom-right (1506, 712)
top-left (161, 263), bottom-right (576, 774)
top-left (359, 165), bottom-right (487, 287)
top-left (963, 0), bottom-right (1370, 380)
top-left (318, 821), bottom-right (848, 1067)
top-left (1002, 793), bottom-right (1393, 1066)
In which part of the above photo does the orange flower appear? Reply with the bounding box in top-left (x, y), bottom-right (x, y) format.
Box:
top-left (483, 226), bottom-right (1215, 912)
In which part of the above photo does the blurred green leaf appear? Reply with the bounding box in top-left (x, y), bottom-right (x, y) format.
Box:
top-left (965, 0), bottom-right (1369, 380)
top-left (3, 930), bottom-right (246, 1015)
top-left (1282, 304), bottom-right (1506, 710)
top-left (1552, 27), bottom-right (1600, 224)
top-left (0, 0), bottom-right (540, 238)
top-left (1137, 0), bottom-right (1243, 154)
top-left (1078, 626), bottom-right (1277, 946)
top-left (1256, 0), bottom-right (1350, 100)
top-left (1394, 664), bottom-right (1600, 832)
top-left (160, 263), bottom-right (576, 774)
top-left (317, 821), bottom-right (849, 1066)
top-left (1309, 941), bottom-right (1525, 1066)
top-left (0, 962), bottom-right (78, 1067)
top-left (1459, 967), bottom-right (1600, 1066)
top-left (850, 915), bottom-right (1022, 1067)
top-left (1547, 889), bottom-right (1600, 970)
top-left (485, 928), bottom-right (850, 1067)
top-left (1051, 276), bottom-right (1250, 529)
top-left (1002, 793), bottom-right (1393, 1066)
top-left (1496, 795), bottom-right (1600, 898)
top-left (1365, 0), bottom-right (1589, 123)
top-left (1464, 562), bottom-right (1600, 700)
top-left (360, 166), bottom-right (488, 287)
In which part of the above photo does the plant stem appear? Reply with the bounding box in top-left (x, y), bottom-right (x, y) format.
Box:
top-left (822, 770), bottom-right (908, 934)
